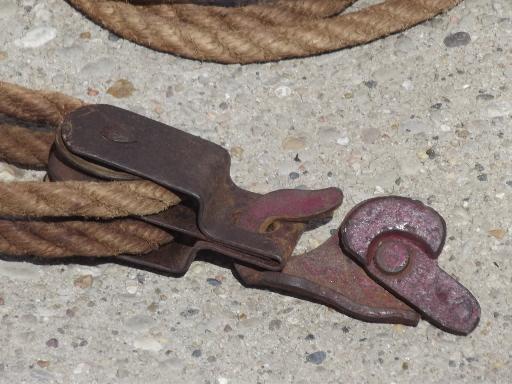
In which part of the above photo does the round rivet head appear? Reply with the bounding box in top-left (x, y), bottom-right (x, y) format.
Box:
top-left (374, 240), bottom-right (410, 274)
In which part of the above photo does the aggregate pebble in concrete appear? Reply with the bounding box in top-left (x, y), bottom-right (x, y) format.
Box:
top-left (0, 0), bottom-right (511, 383)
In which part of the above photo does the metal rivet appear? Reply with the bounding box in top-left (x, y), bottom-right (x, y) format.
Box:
top-left (374, 241), bottom-right (410, 274)
top-left (101, 125), bottom-right (137, 144)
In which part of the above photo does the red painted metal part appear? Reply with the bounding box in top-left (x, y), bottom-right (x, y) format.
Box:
top-left (48, 104), bottom-right (481, 334)
top-left (340, 197), bottom-right (480, 335)
top-left (235, 235), bottom-right (420, 325)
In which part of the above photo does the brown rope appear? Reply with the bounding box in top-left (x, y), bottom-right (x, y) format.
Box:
top-left (67, 0), bottom-right (463, 63)
top-left (0, 219), bottom-right (172, 257)
top-left (0, 124), bottom-right (54, 169)
top-left (0, 81), bottom-right (85, 126)
top-left (0, 81), bottom-right (180, 258)
top-left (0, 180), bottom-right (180, 219)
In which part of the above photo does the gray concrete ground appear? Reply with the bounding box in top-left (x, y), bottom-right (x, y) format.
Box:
top-left (0, 0), bottom-right (511, 383)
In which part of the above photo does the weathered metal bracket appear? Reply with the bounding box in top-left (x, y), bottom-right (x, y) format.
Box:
top-left (47, 104), bottom-right (480, 334)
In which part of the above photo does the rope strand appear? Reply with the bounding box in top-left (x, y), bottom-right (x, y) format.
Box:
top-left (0, 219), bottom-right (173, 257)
top-left (67, 0), bottom-right (462, 63)
top-left (0, 180), bottom-right (180, 218)
top-left (0, 81), bottom-right (85, 126)
top-left (0, 124), bottom-right (54, 169)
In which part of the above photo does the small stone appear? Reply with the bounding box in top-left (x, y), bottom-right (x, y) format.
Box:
top-left (107, 79), bottom-right (135, 98)
top-left (416, 150), bottom-right (429, 161)
top-left (230, 146), bottom-right (244, 159)
top-left (180, 308), bottom-right (200, 318)
top-left (46, 338), bottom-right (59, 348)
top-left (443, 32), bottom-right (471, 48)
top-left (71, 338), bottom-right (88, 348)
top-left (474, 163), bottom-right (485, 172)
top-left (374, 185), bottom-right (385, 194)
top-left (207, 278), bottom-right (222, 287)
top-left (73, 275), bottom-right (93, 289)
top-left (306, 351), bottom-right (327, 365)
top-left (336, 137), bottom-right (350, 146)
top-left (207, 356), bottom-right (217, 363)
top-left (125, 280), bottom-right (138, 294)
top-left (36, 360), bottom-right (50, 368)
top-left (133, 336), bottom-right (163, 352)
top-left (192, 349), bottom-right (202, 358)
top-left (79, 32), bottom-right (91, 39)
top-left (488, 229), bottom-right (506, 240)
top-left (223, 324), bottom-right (233, 332)
top-left (108, 32), bottom-right (120, 42)
top-left (0, 51), bottom-right (7, 60)
top-left (289, 172), bottom-right (300, 180)
top-left (363, 80), bottom-right (378, 89)
top-left (165, 86), bottom-right (174, 98)
top-left (136, 273), bottom-right (145, 284)
top-left (219, 102), bottom-right (228, 110)
top-left (147, 302), bottom-right (158, 313)
top-left (477, 174), bottom-right (488, 181)
top-left (426, 148), bottom-right (437, 159)
top-left (274, 86), bottom-right (291, 98)
top-left (402, 361), bottom-right (409, 370)
top-left (282, 136), bottom-right (306, 151)
top-left (15, 27), bottom-right (57, 48)
top-left (455, 129), bottom-right (470, 139)
top-left (476, 93), bottom-right (495, 101)
top-left (402, 79), bottom-right (414, 91)
top-left (268, 319), bottom-right (282, 331)
top-left (87, 87), bottom-right (99, 96)
top-left (305, 334), bottom-right (315, 340)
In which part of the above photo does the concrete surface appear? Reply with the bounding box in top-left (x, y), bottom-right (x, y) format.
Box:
top-left (0, 0), bottom-right (511, 383)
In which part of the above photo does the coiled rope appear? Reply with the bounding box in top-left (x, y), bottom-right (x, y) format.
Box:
top-left (67, 0), bottom-right (463, 64)
top-left (0, 81), bottom-right (179, 257)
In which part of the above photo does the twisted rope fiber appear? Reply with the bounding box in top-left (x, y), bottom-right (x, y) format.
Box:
top-left (0, 81), bottom-right (85, 126)
top-left (0, 124), bottom-right (54, 169)
top-left (0, 180), bottom-right (180, 219)
top-left (67, 0), bottom-right (463, 63)
top-left (0, 220), bottom-right (173, 257)
top-left (0, 81), bottom-right (180, 257)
